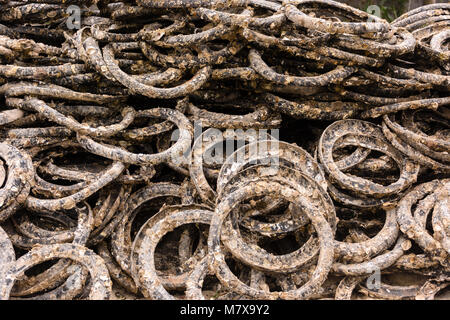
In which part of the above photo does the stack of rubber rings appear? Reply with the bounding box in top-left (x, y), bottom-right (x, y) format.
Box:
top-left (0, 0), bottom-right (448, 300)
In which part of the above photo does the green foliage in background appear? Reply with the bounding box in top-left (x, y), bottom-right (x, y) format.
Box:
top-left (361, 0), bottom-right (409, 22)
